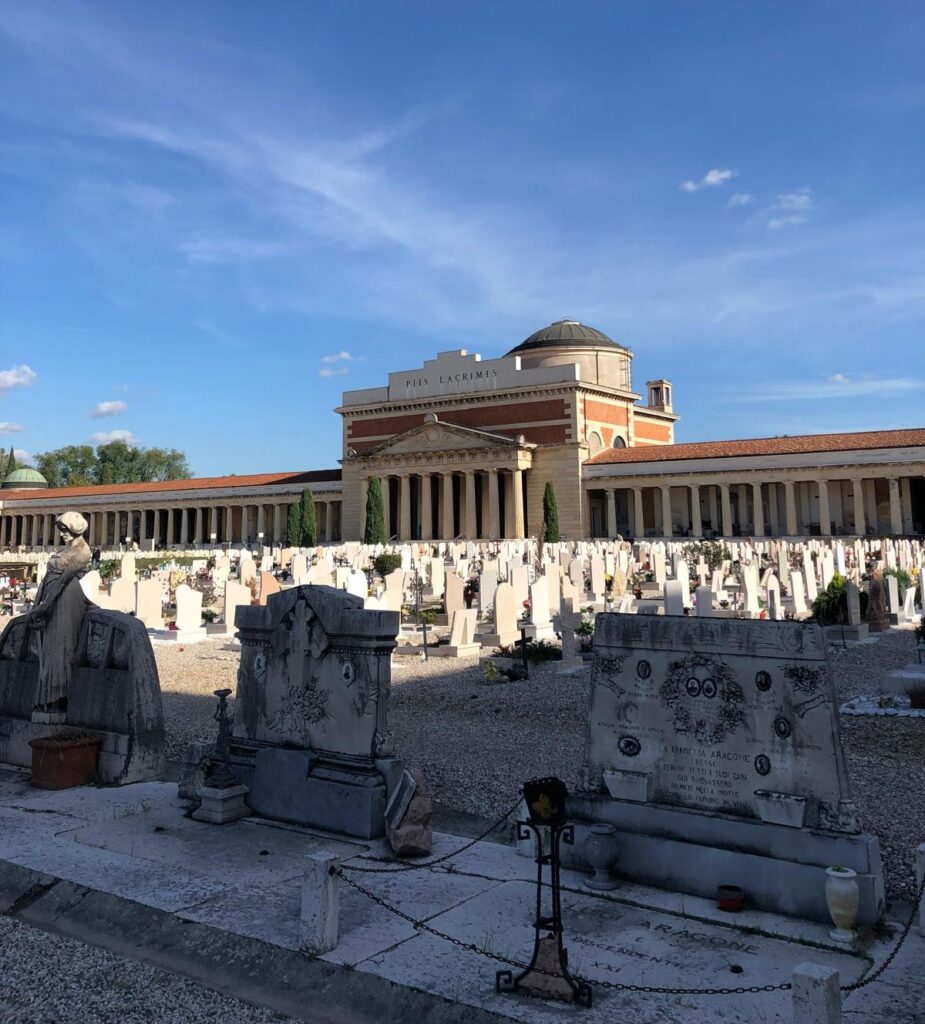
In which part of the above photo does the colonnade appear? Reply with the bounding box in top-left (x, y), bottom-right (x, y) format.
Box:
top-left (0, 497), bottom-right (343, 550)
top-left (588, 472), bottom-right (922, 538)
top-left (360, 467), bottom-right (527, 541)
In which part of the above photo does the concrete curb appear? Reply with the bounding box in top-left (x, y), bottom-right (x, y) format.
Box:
top-left (0, 860), bottom-right (509, 1024)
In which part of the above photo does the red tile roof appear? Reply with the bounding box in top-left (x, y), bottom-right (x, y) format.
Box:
top-left (586, 428), bottom-right (925, 466)
top-left (0, 469), bottom-right (341, 503)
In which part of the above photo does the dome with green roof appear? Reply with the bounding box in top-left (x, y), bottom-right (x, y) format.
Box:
top-left (2, 467), bottom-right (48, 490)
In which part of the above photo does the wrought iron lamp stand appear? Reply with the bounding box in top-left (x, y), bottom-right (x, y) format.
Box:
top-left (496, 819), bottom-right (592, 1007)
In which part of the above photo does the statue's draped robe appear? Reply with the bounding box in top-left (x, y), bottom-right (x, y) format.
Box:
top-left (31, 540), bottom-right (91, 708)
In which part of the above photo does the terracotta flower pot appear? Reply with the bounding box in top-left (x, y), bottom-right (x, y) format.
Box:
top-left (29, 735), bottom-right (102, 790)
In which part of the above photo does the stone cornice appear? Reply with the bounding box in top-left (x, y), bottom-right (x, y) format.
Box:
top-left (337, 381), bottom-right (642, 418)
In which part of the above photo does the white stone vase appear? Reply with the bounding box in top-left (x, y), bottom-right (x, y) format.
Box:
top-left (582, 823), bottom-right (620, 891)
top-left (825, 866), bottom-right (859, 943)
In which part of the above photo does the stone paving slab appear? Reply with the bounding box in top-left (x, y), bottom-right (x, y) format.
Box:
top-left (353, 879), bottom-right (869, 1023)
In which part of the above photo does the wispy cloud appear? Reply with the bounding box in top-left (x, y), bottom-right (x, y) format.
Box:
top-left (321, 351), bottom-right (355, 364)
top-left (742, 374), bottom-right (922, 401)
top-left (89, 428), bottom-right (138, 445)
top-left (0, 422), bottom-right (24, 435)
top-left (728, 192), bottom-right (753, 207)
top-left (768, 187), bottom-right (812, 229)
top-left (319, 366), bottom-right (350, 378)
top-left (681, 168), bottom-right (736, 192)
top-left (0, 365), bottom-right (36, 396)
top-left (91, 399), bottom-right (128, 418)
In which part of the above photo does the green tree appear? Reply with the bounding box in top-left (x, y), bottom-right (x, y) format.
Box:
top-left (0, 447), bottom-right (16, 483)
top-left (286, 502), bottom-right (302, 547)
top-left (542, 481), bottom-right (560, 543)
top-left (364, 477), bottom-right (386, 545)
top-left (33, 443), bottom-right (192, 487)
top-left (299, 489), bottom-right (317, 547)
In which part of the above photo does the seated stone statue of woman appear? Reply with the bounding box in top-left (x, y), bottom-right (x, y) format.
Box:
top-left (26, 511), bottom-right (92, 712)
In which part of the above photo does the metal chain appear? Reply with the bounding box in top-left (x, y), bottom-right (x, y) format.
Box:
top-left (340, 798), bottom-right (521, 874)
top-left (336, 868), bottom-right (792, 996)
top-left (338, 790), bottom-right (924, 998)
top-left (841, 870), bottom-right (925, 993)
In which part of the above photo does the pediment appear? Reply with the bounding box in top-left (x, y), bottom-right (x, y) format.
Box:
top-left (362, 420), bottom-right (524, 458)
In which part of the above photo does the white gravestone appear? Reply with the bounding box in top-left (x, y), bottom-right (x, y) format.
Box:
top-left (663, 580), bottom-right (685, 617)
top-left (134, 579), bottom-right (164, 630)
top-left (694, 585), bottom-right (714, 617)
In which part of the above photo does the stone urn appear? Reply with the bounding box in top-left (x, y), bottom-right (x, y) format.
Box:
top-left (825, 866), bottom-right (859, 943)
top-left (582, 823), bottom-right (620, 890)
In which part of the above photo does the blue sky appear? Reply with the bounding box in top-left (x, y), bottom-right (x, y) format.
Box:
top-left (1, 1), bottom-right (923, 476)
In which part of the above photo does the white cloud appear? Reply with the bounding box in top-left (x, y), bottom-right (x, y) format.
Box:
top-left (91, 399), bottom-right (128, 418)
top-left (681, 168), bottom-right (737, 192)
top-left (321, 351), bottom-right (355, 364)
top-left (90, 429), bottom-right (138, 445)
top-left (0, 365), bottom-right (36, 395)
top-left (319, 366), bottom-right (350, 378)
top-left (12, 448), bottom-right (31, 463)
top-left (768, 215), bottom-right (805, 230)
top-left (828, 373), bottom-right (850, 384)
top-left (728, 192), bottom-right (753, 207)
top-left (768, 188), bottom-right (812, 229)
top-left (0, 422), bottom-right (24, 435)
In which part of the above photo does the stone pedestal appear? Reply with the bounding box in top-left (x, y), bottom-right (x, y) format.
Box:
top-left (192, 783), bottom-right (250, 824)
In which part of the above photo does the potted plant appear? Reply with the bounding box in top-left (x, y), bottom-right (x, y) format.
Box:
top-left (29, 730), bottom-right (102, 790)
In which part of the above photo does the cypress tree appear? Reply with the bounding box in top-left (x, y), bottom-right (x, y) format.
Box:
top-left (543, 481), bottom-right (560, 543)
top-left (2, 447), bottom-right (15, 482)
top-left (364, 477), bottom-right (386, 545)
top-left (286, 502), bottom-right (302, 547)
top-left (299, 489), bottom-right (318, 547)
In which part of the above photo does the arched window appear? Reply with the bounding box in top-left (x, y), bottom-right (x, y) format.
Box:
top-left (612, 435), bottom-right (627, 449)
top-left (588, 431), bottom-right (604, 455)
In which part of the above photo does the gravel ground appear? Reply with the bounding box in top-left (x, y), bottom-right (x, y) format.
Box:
top-left (155, 629), bottom-right (925, 904)
top-left (0, 917), bottom-right (292, 1024)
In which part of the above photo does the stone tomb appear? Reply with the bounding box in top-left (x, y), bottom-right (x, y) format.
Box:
top-left (0, 609), bottom-right (165, 784)
top-left (231, 586), bottom-right (402, 839)
top-left (570, 614), bottom-right (883, 925)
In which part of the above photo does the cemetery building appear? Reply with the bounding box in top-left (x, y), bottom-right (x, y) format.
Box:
top-left (1, 319), bottom-right (924, 545)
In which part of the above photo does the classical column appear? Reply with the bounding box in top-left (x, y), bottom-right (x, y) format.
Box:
top-left (606, 489), bottom-right (617, 538)
top-left (239, 505), bottom-right (249, 545)
top-left (464, 470), bottom-right (477, 540)
top-left (900, 478), bottom-right (914, 534)
top-left (324, 501), bottom-right (332, 543)
top-left (784, 481), bottom-right (797, 535)
top-left (359, 478), bottom-right (369, 541)
top-left (222, 505), bottom-right (232, 543)
top-left (817, 480), bottom-right (831, 536)
top-left (752, 482), bottom-right (764, 537)
top-left (851, 479), bottom-right (865, 536)
top-left (165, 509), bottom-right (174, 547)
top-left (512, 468), bottom-right (525, 539)
top-left (864, 479), bottom-right (878, 533)
top-left (399, 474), bottom-right (412, 541)
top-left (768, 484), bottom-right (780, 536)
top-left (208, 506), bottom-right (217, 545)
top-left (383, 479), bottom-right (393, 539)
top-left (690, 484), bottom-right (702, 537)
top-left (420, 474), bottom-right (433, 540)
top-left (488, 470), bottom-right (500, 539)
top-left (257, 504), bottom-right (266, 544)
top-left (660, 485), bottom-right (673, 537)
top-left (633, 487), bottom-right (644, 538)
top-left (139, 508), bottom-right (148, 545)
top-left (179, 507), bottom-right (188, 546)
top-left (442, 472), bottom-right (454, 539)
top-left (888, 478), bottom-right (902, 534)
top-left (503, 471), bottom-right (514, 537)
top-left (270, 505), bottom-right (280, 545)
top-left (720, 483), bottom-right (733, 537)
